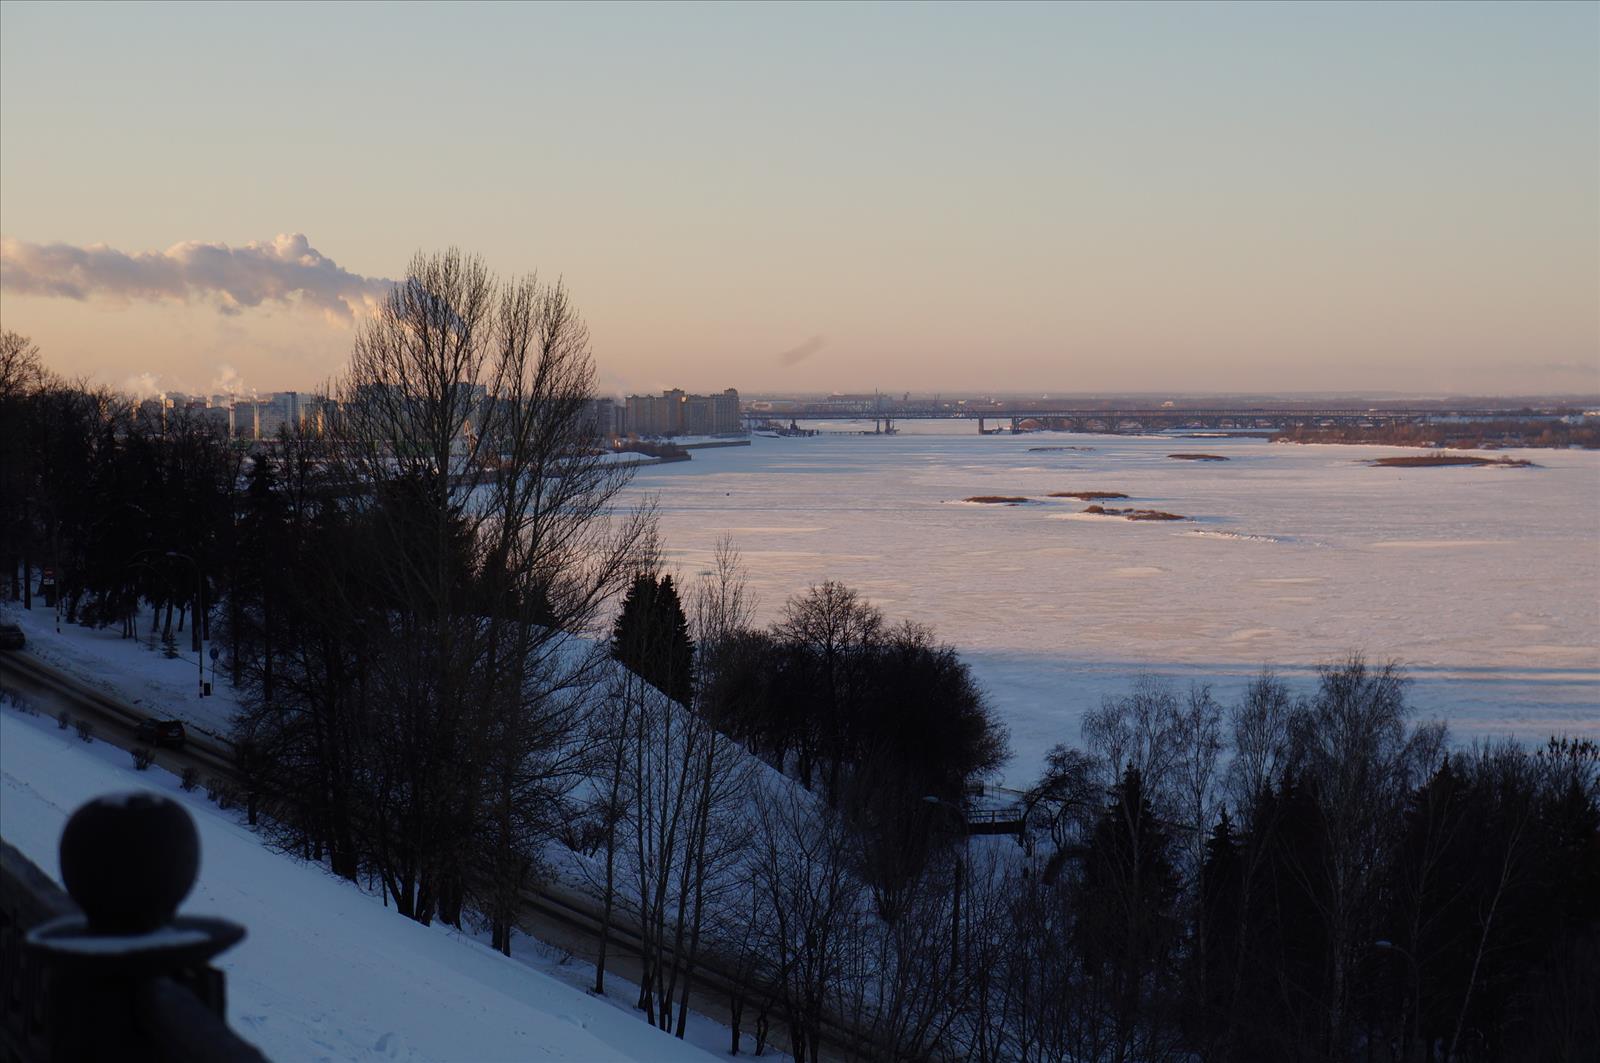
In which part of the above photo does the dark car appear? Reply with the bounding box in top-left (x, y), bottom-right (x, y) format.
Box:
top-left (0, 623), bottom-right (23, 650)
top-left (134, 718), bottom-right (186, 749)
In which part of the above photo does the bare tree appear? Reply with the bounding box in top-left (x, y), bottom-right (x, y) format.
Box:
top-left (668, 539), bottom-right (759, 1036)
top-left (1082, 675), bottom-right (1183, 801)
top-left (589, 541), bottom-right (759, 1033)
top-left (750, 784), bottom-right (866, 1063)
top-left (239, 248), bottom-right (650, 926)
top-left (1287, 656), bottom-right (1434, 1055)
top-left (0, 330), bottom-right (46, 398)
top-left (1225, 669), bottom-right (1298, 823)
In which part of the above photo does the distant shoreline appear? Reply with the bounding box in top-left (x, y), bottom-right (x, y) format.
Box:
top-left (1274, 421), bottom-right (1598, 449)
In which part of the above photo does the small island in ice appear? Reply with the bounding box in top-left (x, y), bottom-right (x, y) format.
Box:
top-left (1369, 453), bottom-right (1536, 468)
top-left (1082, 504), bottom-right (1187, 521)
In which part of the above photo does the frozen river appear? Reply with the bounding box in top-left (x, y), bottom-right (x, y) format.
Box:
top-left (624, 422), bottom-right (1600, 785)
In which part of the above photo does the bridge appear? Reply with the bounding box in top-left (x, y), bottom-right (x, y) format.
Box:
top-left (744, 404), bottom-right (1565, 435)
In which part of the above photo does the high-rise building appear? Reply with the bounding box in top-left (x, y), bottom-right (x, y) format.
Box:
top-left (683, 393), bottom-right (714, 435)
top-left (711, 388), bottom-right (741, 434)
top-left (622, 388), bottom-right (741, 437)
top-left (624, 390), bottom-right (681, 436)
top-left (579, 398), bottom-right (623, 439)
top-left (232, 402), bottom-right (261, 440)
top-left (197, 406), bottom-right (230, 434)
top-left (272, 391), bottom-right (301, 431)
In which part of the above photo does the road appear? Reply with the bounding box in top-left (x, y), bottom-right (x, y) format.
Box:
top-left (0, 649), bottom-right (869, 1061)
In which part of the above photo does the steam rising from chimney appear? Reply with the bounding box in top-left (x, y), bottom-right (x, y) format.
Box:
top-left (0, 233), bottom-right (394, 322)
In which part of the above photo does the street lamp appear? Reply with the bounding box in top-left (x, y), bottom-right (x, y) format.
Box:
top-left (166, 551), bottom-right (205, 698)
top-left (1374, 939), bottom-right (1420, 1058)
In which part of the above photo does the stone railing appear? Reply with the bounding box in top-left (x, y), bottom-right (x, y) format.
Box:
top-left (0, 794), bottom-right (267, 1062)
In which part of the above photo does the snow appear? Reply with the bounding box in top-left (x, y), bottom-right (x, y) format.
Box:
top-left (2, 600), bottom-right (242, 742)
top-left (30, 923), bottom-right (213, 954)
top-left (623, 422), bottom-right (1600, 784)
top-left (0, 705), bottom-right (750, 1063)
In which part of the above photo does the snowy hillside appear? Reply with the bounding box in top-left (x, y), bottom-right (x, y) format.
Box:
top-left (0, 704), bottom-right (750, 1063)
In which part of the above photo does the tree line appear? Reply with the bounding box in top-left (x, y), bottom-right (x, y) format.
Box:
top-left (1272, 418), bottom-right (1600, 450)
top-left (6, 253), bottom-right (1597, 1061)
top-left (1, 329), bottom-right (242, 653)
top-left (655, 621), bottom-right (1599, 1062)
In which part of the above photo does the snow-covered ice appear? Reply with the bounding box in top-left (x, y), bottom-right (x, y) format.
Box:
top-left (623, 422), bottom-right (1600, 784)
top-left (6, 420), bottom-right (1595, 790)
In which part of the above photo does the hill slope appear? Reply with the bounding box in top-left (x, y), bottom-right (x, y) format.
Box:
top-left (0, 704), bottom-right (733, 1063)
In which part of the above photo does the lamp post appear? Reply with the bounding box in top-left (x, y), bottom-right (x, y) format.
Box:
top-left (166, 551), bottom-right (205, 697)
top-left (1375, 939), bottom-right (1420, 1060)
top-left (924, 794), bottom-right (967, 973)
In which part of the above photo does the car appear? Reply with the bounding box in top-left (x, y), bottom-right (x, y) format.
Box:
top-left (134, 719), bottom-right (186, 749)
top-left (0, 623), bottom-right (24, 650)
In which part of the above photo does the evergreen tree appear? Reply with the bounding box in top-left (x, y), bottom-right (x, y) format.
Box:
top-left (1075, 766), bottom-right (1180, 1060)
top-left (1193, 805), bottom-right (1242, 1057)
top-left (649, 574), bottom-right (693, 705)
top-left (611, 572), bottom-right (693, 705)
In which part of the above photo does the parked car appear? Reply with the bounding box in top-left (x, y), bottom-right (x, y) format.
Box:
top-left (134, 719), bottom-right (186, 749)
top-left (0, 623), bottom-right (24, 650)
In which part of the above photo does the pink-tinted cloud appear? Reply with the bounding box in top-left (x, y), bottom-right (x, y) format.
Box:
top-left (0, 233), bottom-right (393, 322)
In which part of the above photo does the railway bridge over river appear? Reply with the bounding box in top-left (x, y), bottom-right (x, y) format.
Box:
top-left (744, 403), bottom-right (1561, 436)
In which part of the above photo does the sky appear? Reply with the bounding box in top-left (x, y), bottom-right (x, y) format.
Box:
top-left (1, 1), bottom-right (1596, 398)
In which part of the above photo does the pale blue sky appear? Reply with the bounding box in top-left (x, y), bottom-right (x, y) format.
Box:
top-left (2, 1), bottom-right (1595, 395)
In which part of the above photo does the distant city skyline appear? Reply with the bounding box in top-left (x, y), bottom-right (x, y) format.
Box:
top-left (2, 2), bottom-right (1595, 396)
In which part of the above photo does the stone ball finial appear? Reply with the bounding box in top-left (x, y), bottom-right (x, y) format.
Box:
top-left (58, 793), bottom-right (200, 935)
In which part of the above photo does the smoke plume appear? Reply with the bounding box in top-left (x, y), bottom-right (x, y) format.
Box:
top-left (0, 233), bottom-right (394, 322)
top-left (211, 364), bottom-right (250, 397)
top-left (776, 335), bottom-right (826, 367)
top-left (122, 373), bottom-right (162, 400)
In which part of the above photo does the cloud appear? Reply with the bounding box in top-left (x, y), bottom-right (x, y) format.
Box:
top-left (0, 233), bottom-right (394, 323)
top-left (776, 335), bottom-right (826, 368)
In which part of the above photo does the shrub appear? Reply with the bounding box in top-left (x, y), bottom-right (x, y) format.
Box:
top-left (131, 746), bottom-right (153, 771)
top-left (181, 766), bottom-right (200, 792)
top-left (58, 711), bottom-right (71, 730)
top-left (559, 813), bottom-right (607, 857)
top-left (206, 776), bottom-right (237, 808)
top-left (75, 719), bottom-right (94, 743)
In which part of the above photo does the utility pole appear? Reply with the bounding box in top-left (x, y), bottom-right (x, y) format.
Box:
top-left (167, 551), bottom-right (205, 697)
